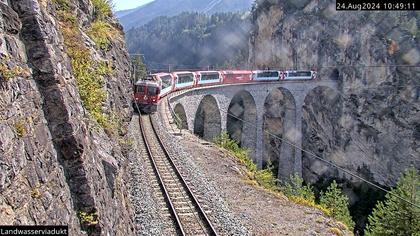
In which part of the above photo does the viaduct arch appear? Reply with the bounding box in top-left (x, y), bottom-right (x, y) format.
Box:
top-left (169, 80), bottom-right (338, 179)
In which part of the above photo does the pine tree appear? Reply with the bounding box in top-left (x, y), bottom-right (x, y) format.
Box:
top-left (320, 180), bottom-right (355, 231)
top-left (365, 168), bottom-right (420, 236)
top-left (131, 55), bottom-right (147, 82)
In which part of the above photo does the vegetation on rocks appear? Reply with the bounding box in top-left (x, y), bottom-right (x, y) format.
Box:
top-left (78, 210), bottom-right (98, 226)
top-left (365, 168), bottom-right (420, 236)
top-left (14, 121), bottom-right (26, 138)
top-left (92, 0), bottom-right (113, 20)
top-left (55, 0), bottom-right (117, 131)
top-left (87, 21), bottom-right (116, 50)
top-left (0, 55), bottom-right (30, 81)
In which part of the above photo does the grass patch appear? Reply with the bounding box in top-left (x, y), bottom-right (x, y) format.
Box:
top-left (30, 187), bottom-right (41, 199)
top-left (92, 0), bottom-right (113, 20)
top-left (0, 55), bottom-right (30, 81)
top-left (53, 0), bottom-right (70, 10)
top-left (78, 210), bottom-right (98, 226)
top-left (87, 21), bottom-right (116, 50)
top-left (55, 2), bottom-right (116, 131)
top-left (214, 132), bottom-right (278, 191)
top-left (14, 121), bottom-right (26, 138)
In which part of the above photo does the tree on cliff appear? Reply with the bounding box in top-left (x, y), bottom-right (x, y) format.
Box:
top-left (365, 168), bottom-right (420, 236)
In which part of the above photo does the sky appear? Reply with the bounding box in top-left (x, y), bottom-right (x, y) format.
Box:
top-left (112, 0), bottom-right (155, 11)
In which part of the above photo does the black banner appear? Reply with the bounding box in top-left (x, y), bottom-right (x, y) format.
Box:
top-left (336, 0), bottom-right (418, 10)
top-left (0, 226), bottom-right (68, 236)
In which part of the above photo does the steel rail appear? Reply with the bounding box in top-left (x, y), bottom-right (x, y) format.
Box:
top-left (139, 113), bottom-right (186, 235)
top-left (147, 114), bottom-right (218, 236)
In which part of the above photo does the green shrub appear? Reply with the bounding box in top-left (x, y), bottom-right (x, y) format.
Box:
top-left (365, 168), bottom-right (420, 236)
top-left (214, 132), bottom-right (256, 172)
top-left (91, 0), bottom-right (113, 20)
top-left (281, 173), bottom-right (316, 203)
top-left (320, 180), bottom-right (355, 231)
top-left (87, 20), bottom-right (114, 50)
top-left (214, 132), bottom-right (277, 190)
top-left (53, 0), bottom-right (70, 10)
top-left (57, 3), bottom-right (114, 130)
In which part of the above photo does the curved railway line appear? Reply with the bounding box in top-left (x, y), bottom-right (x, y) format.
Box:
top-left (138, 111), bottom-right (218, 236)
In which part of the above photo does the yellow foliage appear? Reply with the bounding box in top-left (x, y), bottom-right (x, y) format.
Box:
top-left (330, 227), bottom-right (344, 236)
top-left (78, 211), bottom-right (98, 226)
top-left (87, 21), bottom-right (115, 50)
top-left (0, 59), bottom-right (30, 81)
top-left (30, 188), bottom-right (41, 199)
top-left (56, 2), bottom-right (115, 130)
top-left (14, 121), bottom-right (26, 138)
top-left (91, 0), bottom-right (113, 20)
top-left (288, 195), bottom-right (331, 216)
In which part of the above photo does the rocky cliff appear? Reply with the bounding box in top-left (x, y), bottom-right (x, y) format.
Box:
top-left (251, 0), bottom-right (419, 230)
top-left (0, 0), bottom-right (135, 234)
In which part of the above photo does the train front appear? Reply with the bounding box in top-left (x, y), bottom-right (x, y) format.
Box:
top-left (132, 80), bottom-right (160, 113)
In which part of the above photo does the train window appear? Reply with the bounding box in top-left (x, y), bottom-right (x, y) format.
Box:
top-left (161, 75), bottom-right (172, 89)
top-left (137, 86), bottom-right (145, 93)
top-left (201, 73), bottom-right (219, 81)
top-left (177, 74), bottom-right (193, 84)
top-left (257, 71), bottom-right (278, 77)
top-left (288, 71), bottom-right (312, 77)
top-left (148, 87), bottom-right (158, 96)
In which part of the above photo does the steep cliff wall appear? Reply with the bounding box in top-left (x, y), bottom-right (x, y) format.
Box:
top-left (251, 0), bottom-right (419, 230)
top-left (0, 0), bottom-right (135, 234)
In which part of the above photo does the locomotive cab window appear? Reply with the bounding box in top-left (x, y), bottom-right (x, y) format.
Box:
top-left (137, 86), bottom-right (145, 93)
top-left (148, 87), bottom-right (159, 96)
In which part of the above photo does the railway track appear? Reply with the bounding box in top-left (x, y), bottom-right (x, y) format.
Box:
top-left (139, 113), bottom-right (218, 236)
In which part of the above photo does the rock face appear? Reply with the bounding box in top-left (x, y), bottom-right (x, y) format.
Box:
top-left (250, 0), bottom-right (419, 230)
top-left (0, 0), bottom-right (135, 234)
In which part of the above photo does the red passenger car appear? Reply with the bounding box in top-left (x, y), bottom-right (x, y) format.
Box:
top-left (221, 70), bottom-right (253, 84)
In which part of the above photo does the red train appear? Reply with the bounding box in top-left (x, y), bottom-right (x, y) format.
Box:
top-left (132, 70), bottom-right (316, 112)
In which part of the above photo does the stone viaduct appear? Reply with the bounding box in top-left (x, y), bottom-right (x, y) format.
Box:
top-left (168, 80), bottom-right (338, 179)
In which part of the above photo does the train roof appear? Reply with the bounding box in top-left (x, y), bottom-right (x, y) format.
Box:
top-left (284, 70), bottom-right (316, 72)
top-left (196, 71), bottom-right (220, 74)
top-left (222, 70), bottom-right (252, 74)
top-left (172, 71), bottom-right (194, 75)
top-left (134, 80), bottom-right (159, 86)
top-left (152, 72), bottom-right (171, 77)
top-left (252, 70), bottom-right (280, 73)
